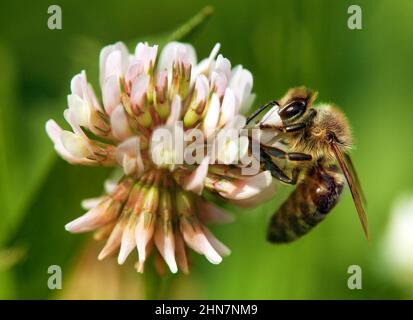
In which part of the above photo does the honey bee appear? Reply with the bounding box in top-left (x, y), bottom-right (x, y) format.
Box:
top-left (247, 87), bottom-right (367, 243)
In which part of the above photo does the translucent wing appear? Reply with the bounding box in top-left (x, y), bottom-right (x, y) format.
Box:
top-left (331, 143), bottom-right (368, 239)
top-left (344, 153), bottom-right (367, 206)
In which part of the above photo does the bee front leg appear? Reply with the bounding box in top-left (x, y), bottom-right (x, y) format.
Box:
top-left (246, 100), bottom-right (278, 125)
top-left (261, 150), bottom-right (300, 185)
top-left (281, 123), bottom-right (306, 133)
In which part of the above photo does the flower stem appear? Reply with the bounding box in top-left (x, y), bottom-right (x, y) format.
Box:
top-left (167, 6), bottom-right (214, 43)
top-left (144, 267), bottom-right (172, 299)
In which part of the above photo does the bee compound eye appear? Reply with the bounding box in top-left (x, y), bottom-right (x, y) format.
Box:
top-left (278, 100), bottom-right (306, 121)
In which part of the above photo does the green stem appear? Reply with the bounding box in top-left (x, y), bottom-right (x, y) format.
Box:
top-left (167, 6), bottom-right (214, 42)
top-left (144, 267), bottom-right (172, 299)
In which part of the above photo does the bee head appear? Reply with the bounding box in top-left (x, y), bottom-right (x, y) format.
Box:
top-left (277, 87), bottom-right (317, 125)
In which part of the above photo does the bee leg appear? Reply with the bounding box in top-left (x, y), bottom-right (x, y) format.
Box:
top-left (246, 100), bottom-right (278, 124)
top-left (281, 123), bottom-right (306, 133)
top-left (265, 147), bottom-right (312, 161)
top-left (261, 150), bottom-right (299, 185)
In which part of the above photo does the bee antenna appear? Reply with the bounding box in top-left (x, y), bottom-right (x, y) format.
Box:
top-left (246, 100), bottom-right (278, 125)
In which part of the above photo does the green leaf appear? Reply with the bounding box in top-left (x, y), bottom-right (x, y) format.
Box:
top-left (0, 44), bottom-right (62, 247)
top-left (11, 162), bottom-right (110, 299)
top-left (0, 44), bottom-right (17, 245)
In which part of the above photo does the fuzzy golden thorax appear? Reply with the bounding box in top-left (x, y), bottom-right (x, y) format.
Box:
top-left (288, 104), bottom-right (352, 163)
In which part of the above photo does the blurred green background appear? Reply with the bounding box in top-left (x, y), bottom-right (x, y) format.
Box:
top-left (1, 0), bottom-right (413, 299)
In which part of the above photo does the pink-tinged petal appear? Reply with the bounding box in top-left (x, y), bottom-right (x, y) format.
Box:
top-left (65, 198), bottom-right (118, 233)
top-left (211, 71), bottom-right (227, 98)
top-left (117, 216), bottom-right (137, 265)
top-left (87, 83), bottom-right (101, 111)
top-left (197, 200), bottom-right (234, 224)
top-left (116, 136), bottom-right (139, 164)
top-left (102, 75), bottom-right (121, 115)
top-left (166, 94), bottom-right (182, 126)
top-left (154, 226), bottom-right (178, 274)
top-left (183, 156), bottom-right (210, 195)
top-left (205, 175), bottom-right (237, 196)
top-left (206, 43), bottom-right (221, 66)
top-left (214, 115), bottom-right (248, 162)
top-left (194, 74), bottom-right (209, 106)
top-left (136, 240), bottom-right (154, 273)
top-left (60, 130), bottom-right (91, 159)
top-left (62, 109), bottom-right (90, 143)
top-left (230, 181), bottom-right (276, 207)
top-left (70, 71), bottom-right (86, 97)
top-left (150, 125), bottom-right (177, 168)
top-left (224, 114), bottom-right (246, 131)
top-left (99, 42), bottom-right (128, 85)
top-left (81, 197), bottom-right (103, 210)
top-left (110, 104), bottom-right (133, 140)
top-left (203, 93), bottom-right (220, 138)
top-left (229, 65), bottom-right (254, 113)
top-left (229, 171), bottom-right (273, 200)
top-left (158, 42), bottom-right (197, 73)
top-left (135, 42), bottom-right (158, 73)
top-left (209, 42), bottom-right (221, 57)
top-left (105, 50), bottom-right (124, 80)
top-left (214, 115), bottom-right (246, 164)
top-left (238, 135), bottom-right (250, 161)
top-left (122, 154), bottom-right (136, 175)
top-left (155, 70), bottom-right (168, 103)
top-left (135, 216), bottom-right (154, 263)
top-left (191, 43), bottom-right (221, 81)
top-left (70, 71), bottom-right (101, 111)
top-left (154, 190), bottom-right (177, 273)
top-left (104, 178), bottom-right (119, 194)
top-left (45, 119), bottom-right (63, 146)
top-left (130, 74), bottom-right (149, 107)
top-left (175, 232), bottom-right (189, 274)
top-left (116, 137), bottom-right (144, 176)
top-left (202, 226), bottom-right (231, 257)
top-left (46, 120), bottom-right (93, 164)
top-left (135, 187), bottom-right (159, 270)
top-left (125, 60), bottom-right (142, 86)
top-left (180, 218), bottom-right (222, 264)
top-left (67, 94), bottom-right (90, 127)
top-left (218, 88), bottom-right (236, 127)
top-left (98, 220), bottom-right (124, 260)
top-left (241, 93), bottom-right (256, 114)
top-left (214, 171), bottom-right (273, 200)
top-left (214, 54), bottom-right (231, 82)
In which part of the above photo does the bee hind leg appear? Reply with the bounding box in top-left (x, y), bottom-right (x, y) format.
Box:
top-left (265, 146), bottom-right (312, 161)
top-left (260, 150), bottom-right (300, 185)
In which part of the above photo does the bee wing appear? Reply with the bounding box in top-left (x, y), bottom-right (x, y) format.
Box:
top-left (344, 152), bottom-right (367, 206)
top-left (331, 143), bottom-right (368, 239)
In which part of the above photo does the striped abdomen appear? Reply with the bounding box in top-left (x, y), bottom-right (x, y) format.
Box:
top-left (267, 165), bottom-right (345, 243)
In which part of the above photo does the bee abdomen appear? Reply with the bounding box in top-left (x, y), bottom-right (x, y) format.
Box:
top-left (267, 166), bottom-right (344, 243)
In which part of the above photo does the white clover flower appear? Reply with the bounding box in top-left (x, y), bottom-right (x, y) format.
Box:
top-left (46, 41), bottom-right (274, 273)
top-left (382, 195), bottom-right (413, 286)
